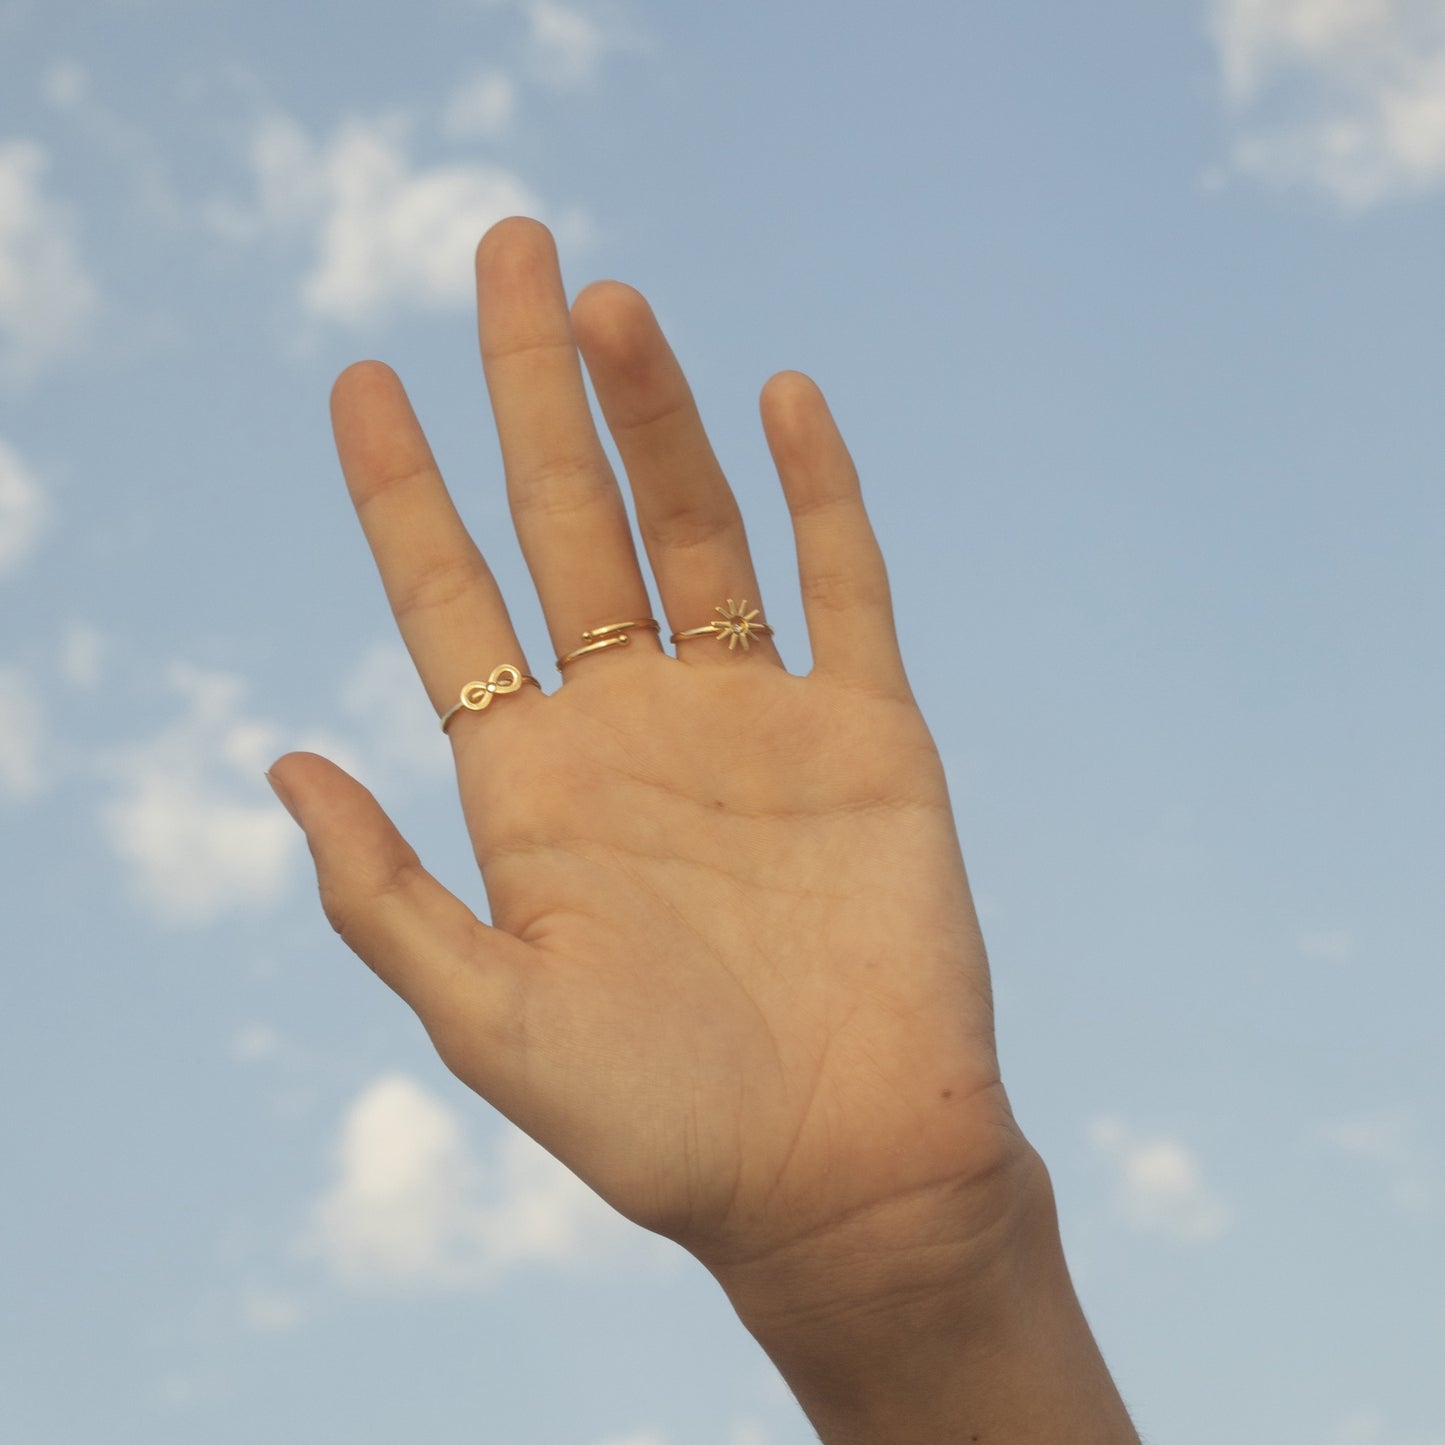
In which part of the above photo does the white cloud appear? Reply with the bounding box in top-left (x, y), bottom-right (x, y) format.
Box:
top-left (218, 110), bottom-right (543, 328)
top-left (86, 638), bottom-right (448, 924)
top-left (154, 1371), bottom-right (223, 1412)
top-left (1296, 926), bottom-right (1356, 962)
top-left (232, 1023), bottom-right (284, 1062)
top-left (39, 63), bottom-right (180, 225)
top-left (444, 69), bottom-right (518, 138)
top-left (728, 1424), bottom-right (772, 1445)
top-left (1321, 1108), bottom-right (1440, 1212)
top-left (338, 640), bottom-right (451, 787)
top-left (239, 1282), bottom-right (307, 1333)
top-left (0, 665), bottom-right (45, 798)
top-left (0, 140), bottom-right (98, 380)
top-left (1088, 1116), bottom-right (1233, 1241)
top-left (526, 0), bottom-right (613, 87)
top-left (97, 663), bottom-right (300, 926)
top-left (591, 1427), bottom-right (767, 1445)
top-left (58, 621), bottom-right (102, 688)
top-left (1213, 0), bottom-right (1397, 103)
top-left (42, 59), bottom-right (90, 110)
top-left (303, 1073), bottom-right (633, 1291)
top-left (1209, 0), bottom-right (1445, 205)
top-left (0, 434), bottom-right (49, 574)
top-left (1334, 1414), bottom-right (1391, 1445)
top-left (1329, 1412), bottom-right (1445, 1445)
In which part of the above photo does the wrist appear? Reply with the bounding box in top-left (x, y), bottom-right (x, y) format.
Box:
top-left (711, 1148), bottom-right (1139, 1444)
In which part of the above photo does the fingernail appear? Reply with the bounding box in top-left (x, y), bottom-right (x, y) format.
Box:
top-left (265, 768), bottom-right (300, 825)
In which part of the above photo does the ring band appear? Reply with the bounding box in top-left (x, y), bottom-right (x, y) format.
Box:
top-left (556, 618), bottom-right (661, 671)
top-left (439, 664), bottom-right (541, 733)
top-left (670, 599), bottom-right (775, 652)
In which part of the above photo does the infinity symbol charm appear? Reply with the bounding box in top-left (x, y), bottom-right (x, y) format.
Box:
top-left (439, 664), bottom-right (540, 733)
top-left (460, 664), bottom-right (526, 711)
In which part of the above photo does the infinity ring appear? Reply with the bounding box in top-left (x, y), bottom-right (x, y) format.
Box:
top-left (439, 664), bottom-right (542, 733)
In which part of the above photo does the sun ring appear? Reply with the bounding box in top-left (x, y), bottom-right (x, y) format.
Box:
top-left (670, 599), bottom-right (775, 653)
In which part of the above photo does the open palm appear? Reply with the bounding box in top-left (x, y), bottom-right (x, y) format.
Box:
top-left (271, 219), bottom-right (1037, 1310)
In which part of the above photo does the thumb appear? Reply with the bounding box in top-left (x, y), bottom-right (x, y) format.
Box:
top-left (265, 750), bottom-right (531, 1088)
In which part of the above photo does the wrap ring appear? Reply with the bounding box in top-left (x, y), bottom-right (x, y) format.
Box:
top-left (556, 618), bottom-right (661, 671)
top-left (439, 664), bottom-right (542, 733)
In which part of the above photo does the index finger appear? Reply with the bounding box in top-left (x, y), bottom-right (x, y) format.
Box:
top-left (330, 359), bottom-right (533, 725)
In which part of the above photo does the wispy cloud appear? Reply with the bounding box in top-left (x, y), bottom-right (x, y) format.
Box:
top-left (1329, 1409), bottom-right (1445, 1445)
top-left (80, 639), bottom-right (451, 924)
top-left (212, 109), bottom-right (543, 329)
top-left (1321, 1107), bottom-right (1440, 1213)
top-left (42, 59), bottom-right (90, 110)
top-left (0, 665), bottom-right (46, 799)
top-left (591, 1423), bottom-right (770, 1445)
top-left (727, 1424), bottom-right (773, 1445)
top-left (1088, 1116), bottom-right (1233, 1241)
top-left (443, 69), bottom-right (518, 139)
top-left (0, 140), bottom-right (98, 380)
top-left (96, 663), bottom-right (301, 926)
top-left (1296, 926), bottom-right (1357, 963)
top-left (0, 435), bottom-right (49, 575)
top-left (58, 621), bottom-right (103, 689)
top-left (336, 640), bottom-right (452, 789)
top-left (525, 0), bottom-right (617, 87)
top-left (232, 1023), bottom-right (285, 1063)
top-left (1209, 0), bottom-right (1445, 206)
top-left (238, 1282), bottom-right (308, 1334)
top-left (39, 59), bottom-right (180, 224)
top-left (301, 1073), bottom-right (635, 1291)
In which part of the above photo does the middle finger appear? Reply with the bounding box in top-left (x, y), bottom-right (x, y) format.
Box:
top-left (476, 219), bottom-right (660, 674)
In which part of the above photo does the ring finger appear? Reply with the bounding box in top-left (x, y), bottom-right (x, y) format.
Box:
top-left (570, 280), bottom-right (782, 669)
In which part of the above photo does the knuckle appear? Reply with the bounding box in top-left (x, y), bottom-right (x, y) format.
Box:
top-left (316, 874), bottom-right (356, 940)
top-left (354, 461), bottom-right (437, 513)
top-left (788, 487), bottom-right (857, 523)
top-left (799, 561), bottom-right (873, 613)
top-left (608, 387), bottom-right (687, 437)
top-left (316, 854), bottom-right (423, 949)
top-left (643, 495), bottom-right (744, 553)
top-left (391, 551), bottom-right (488, 621)
top-left (511, 453), bottom-right (615, 521)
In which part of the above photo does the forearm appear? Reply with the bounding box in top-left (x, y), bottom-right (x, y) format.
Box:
top-left (714, 1152), bottom-right (1140, 1445)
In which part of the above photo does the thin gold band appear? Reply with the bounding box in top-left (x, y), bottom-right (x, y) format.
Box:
top-left (556, 618), bottom-right (661, 670)
top-left (670, 599), bottom-right (774, 652)
top-left (439, 664), bottom-right (541, 733)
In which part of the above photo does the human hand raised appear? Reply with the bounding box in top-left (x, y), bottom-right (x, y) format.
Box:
top-left (267, 219), bottom-right (1046, 1342)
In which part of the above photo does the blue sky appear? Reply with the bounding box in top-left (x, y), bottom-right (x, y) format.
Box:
top-left (2, 1), bottom-right (1443, 1442)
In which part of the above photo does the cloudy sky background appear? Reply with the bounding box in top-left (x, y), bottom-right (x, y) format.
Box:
top-left (2, 1), bottom-right (1443, 1442)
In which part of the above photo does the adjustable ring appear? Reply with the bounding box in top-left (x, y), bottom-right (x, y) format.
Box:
top-left (439, 664), bottom-right (542, 733)
top-left (556, 618), bottom-right (661, 671)
top-left (670, 599), bottom-right (775, 653)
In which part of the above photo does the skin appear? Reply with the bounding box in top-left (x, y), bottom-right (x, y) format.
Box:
top-left (267, 217), bottom-right (1141, 1443)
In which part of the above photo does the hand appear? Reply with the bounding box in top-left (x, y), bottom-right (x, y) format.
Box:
top-left (268, 217), bottom-right (1041, 1322)
top-left (270, 218), bottom-right (1144, 1444)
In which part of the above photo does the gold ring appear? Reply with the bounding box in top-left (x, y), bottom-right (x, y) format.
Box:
top-left (556, 618), bottom-right (661, 671)
top-left (670, 599), bottom-right (774, 652)
top-left (439, 664), bottom-right (541, 733)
